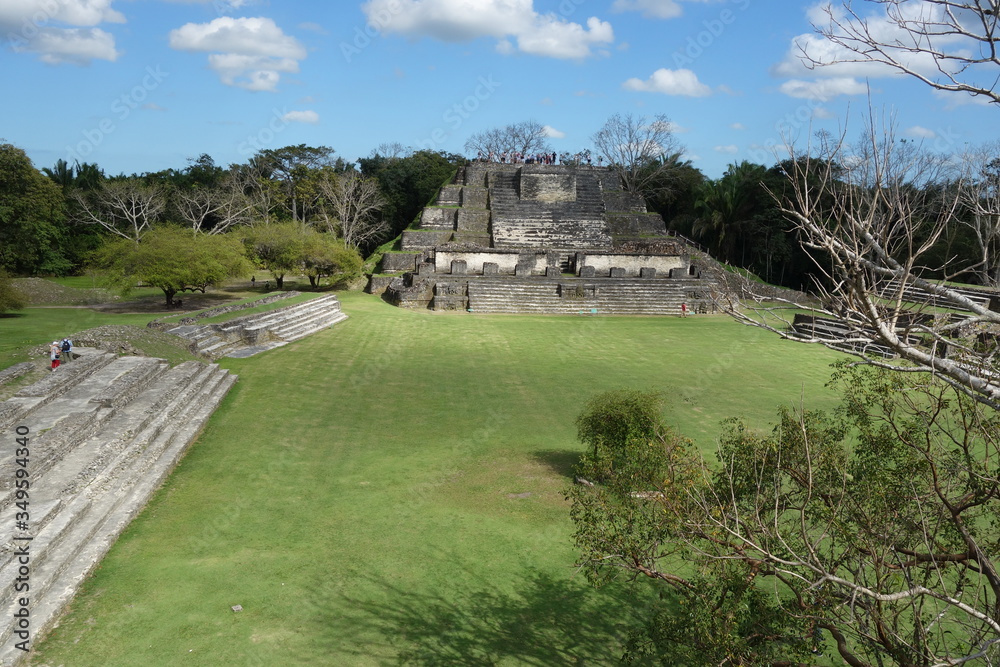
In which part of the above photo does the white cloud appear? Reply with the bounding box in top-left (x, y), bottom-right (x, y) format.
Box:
top-left (730, 122), bottom-right (746, 130)
top-left (812, 105), bottom-right (835, 119)
top-left (515, 16), bottom-right (613, 59)
top-left (622, 68), bottom-right (712, 97)
top-left (0, 0), bottom-right (124, 64)
top-left (905, 125), bottom-right (936, 139)
top-left (282, 110), bottom-right (320, 124)
top-left (714, 144), bottom-right (739, 154)
top-left (610, 0), bottom-right (711, 19)
top-left (361, 0), bottom-right (613, 59)
top-left (0, 0), bottom-right (124, 28)
top-left (542, 125), bottom-right (565, 138)
top-left (773, 1), bottom-right (967, 81)
top-left (298, 21), bottom-right (327, 35)
top-left (17, 27), bottom-right (120, 64)
top-left (933, 88), bottom-right (992, 108)
top-left (161, 0), bottom-right (250, 7)
top-left (142, 102), bottom-right (166, 111)
top-left (169, 17), bottom-right (306, 91)
top-left (779, 77), bottom-right (868, 101)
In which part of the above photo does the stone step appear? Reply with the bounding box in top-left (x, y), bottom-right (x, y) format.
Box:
top-left (0, 361), bottom-right (236, 662)
top-left (0, 357), bottom-right (172, 513)
top-left (0, 353), bottom-right (117, 433)
top-left (270, 310), bottom-right (348, 342)
top-left (236, 295), bottom-right (341, 333)
top-left (169, 295), bottom-right (346, 360)
top-left (465, 279), bottom-right (714, 314)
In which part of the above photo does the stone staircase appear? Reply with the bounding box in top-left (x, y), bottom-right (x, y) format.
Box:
top-left (465, 277), bottom-right (715, 315)
top-left (166, 294), bottom-right (348, 359)
top-left (789, 313), bottom-right (917, 358)
top-left (487, 169), bottom-right (612, 249)
top-left (876, 279), bottom-right (999, 312)
top-left (0, 352), bottom-right (236, 664)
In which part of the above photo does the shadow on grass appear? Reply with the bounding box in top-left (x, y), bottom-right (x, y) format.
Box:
top-left (0, 313), bottom-right (26, 319)
top-left (532, 449), bottom-right (582, 479)
top-left (309, 568), bottom-right (648, 666)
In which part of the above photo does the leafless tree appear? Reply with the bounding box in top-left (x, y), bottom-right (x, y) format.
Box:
top-left (315, 169), bottom-right (388, 250)
top-left (592, 112), bottom-right (679, 194)
top-left (72, 178), bottom-right (166, 242)
top-left (957, 141), bottom-right (1000, 288)
top-left (804, 1), bottom-right (1000, 104)
top-left (720, 115), bottom-right (1000, 409)
top-left (464, 120), bottom-right (552, 159)
top-left (370, 142), bottom-right (411, 159)
top-left (230, 163), bottom-right (282, 227)
top-left (174, 169), bottom-right (257, 235)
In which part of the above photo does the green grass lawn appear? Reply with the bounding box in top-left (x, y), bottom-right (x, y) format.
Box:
top-left (0, 309), bottom-right (155, 366)
top-left (27, 292), bottom-right (845, 666)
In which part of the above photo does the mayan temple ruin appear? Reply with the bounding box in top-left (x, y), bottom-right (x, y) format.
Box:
top-left (368, 162), bottom-right (722, 314)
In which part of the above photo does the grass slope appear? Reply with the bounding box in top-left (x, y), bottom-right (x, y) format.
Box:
top-left (0, 309), bottom-right (155, 368)
top-left (28, 293), bottom-right (844, 666)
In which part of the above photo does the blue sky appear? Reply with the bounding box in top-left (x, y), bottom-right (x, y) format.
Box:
top-left (2, 0), bottom-right (997, 179)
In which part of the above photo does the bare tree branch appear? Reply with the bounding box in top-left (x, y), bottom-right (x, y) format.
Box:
top-left (805, 1), bottom-right (1000, 104)
top-left (72, 179), bottom-right (166, 242)
top-left (315, 170), bottom-right (388, 250)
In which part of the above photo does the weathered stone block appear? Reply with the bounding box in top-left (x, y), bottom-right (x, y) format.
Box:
top-left (417, 262), bottom-right (436, 275)
top-left (580, 265), bottom-right (596, 277)
top-left (401, 230), bottom-right (452, 250)
top-left (366, 275), bottom-right (395, 295)
top-left (460, 186), bottom-right (488, 208)
top-left (609, 267), bottom-right (626, 278)
top-left (483, 262), bottom-right (499, 275)
top-left (545, 266), bottom-right (561, 277)
top-left (451, 232), bottom-right (491, 246)
top-left (421, 207), bottom-right (457, 229)
top-left (519, 171), bottom-right (576, 203)
top-left (436, 184), bottom-right (462, 205)
top-left (451, 260), bottom-right (467, 275)
top-left (380, 252), bottom-right (419, 272)
top-left (457, 209), bottom-right (490, 233)
top-left (640, 267), bottom-right (657, 278)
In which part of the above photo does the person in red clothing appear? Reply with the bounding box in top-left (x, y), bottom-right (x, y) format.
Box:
top-left (680, 302), bottom-right (688, 318)
top-left (50, 341), bottom-right (61, 370)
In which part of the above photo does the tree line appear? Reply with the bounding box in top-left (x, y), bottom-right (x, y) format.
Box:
top-left (3, 111), bottom-right (1000, 307)
top-left (0, 142), bottom-right (464, 306)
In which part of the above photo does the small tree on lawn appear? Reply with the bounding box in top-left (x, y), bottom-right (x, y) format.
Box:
top-left (301, 229), bottom-right (363, 288)
top-left (0, 269), bottom-right (26, 314)
top-left (241, 222), bottom-right (305, 290)
top-left (90, 226), bottom-right (250, 306)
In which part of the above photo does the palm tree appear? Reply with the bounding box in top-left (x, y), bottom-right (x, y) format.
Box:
top-left (692, 161), bottom-right (765, 264)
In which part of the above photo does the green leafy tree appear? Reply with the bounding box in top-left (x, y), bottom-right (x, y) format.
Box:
top-left (358, 150), bottom-right (461, 241)
top-left (301, 229), bottom-right (363, 288)
top-left (0, 143), bottom-right (71, 275)
top-left (250, 145), bottom-right (342, 223)
top-left (91, 226), bottom-right (250, 306)
top-left (241, 222), bottom-right (306, 289)
top-left (0, 269), bottom-right (26, 313)
top-left (569, 367), bottom-right (1000, 666)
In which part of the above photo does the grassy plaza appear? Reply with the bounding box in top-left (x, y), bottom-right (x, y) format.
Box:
top-left (22, 290), bottom-right (844, 665)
